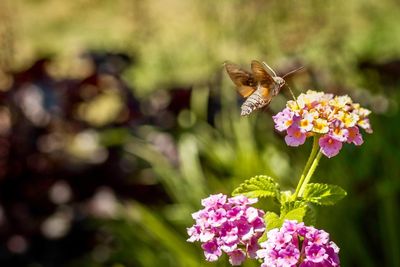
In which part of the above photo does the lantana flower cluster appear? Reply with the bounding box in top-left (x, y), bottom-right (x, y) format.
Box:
top-left (273, 90), bottom-right (372, 157)
top-left (257, 220), bottom-right (340, 267)
top-left (187, 194), bottom-right (265, 265)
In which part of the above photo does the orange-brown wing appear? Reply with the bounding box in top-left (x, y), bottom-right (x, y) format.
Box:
top-left (251, 60), bottom-right (279, 102)
top-left (224, 61), bottom-right (256, 98)
top-left (251, 60), bottom-right (277, 89)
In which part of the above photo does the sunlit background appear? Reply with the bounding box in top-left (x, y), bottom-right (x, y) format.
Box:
top-left (0, 0), bottom-right (399, 266)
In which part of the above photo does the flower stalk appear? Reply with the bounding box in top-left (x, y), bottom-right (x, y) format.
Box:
top-left (298, 149), bottom-right (323, 197)
top-left (292, 136), bottom-right (320, 200)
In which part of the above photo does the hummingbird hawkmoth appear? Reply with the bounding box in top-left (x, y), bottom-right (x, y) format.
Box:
top-left (224, 60), bottom-right (302, 116)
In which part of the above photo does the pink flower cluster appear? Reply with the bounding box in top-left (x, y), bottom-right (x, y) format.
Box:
top-left (257, 220), bottom-right (340, 267)
top-left (273, 90), bottom-right (372, 158)
top-left (187, 194), bottom-right (265, 265)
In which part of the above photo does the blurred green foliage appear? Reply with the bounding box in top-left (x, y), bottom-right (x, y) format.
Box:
top-left (2, 0), bottom-right (400, 93)
top-left (1, 0), bottom-right (400, 267)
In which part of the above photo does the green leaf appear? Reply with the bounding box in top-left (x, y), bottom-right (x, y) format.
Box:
top-left (280, 200), bottom-right (305, 214)
top-left (281, 201), bottom-right (306, 219)
top-left (232, 175), bottom-right (280, 199)
top-left (303, 183), bottom-right (347, 206)
top-left (279, 190), bottom-right (293, 204)
top-left (284, 207), bottom-right (307, 222)
top-left (265, 212), bottom-right (282, 232)
top-left (280, 201), bottom-right (316, 225)
top-left (263, 203), bottom-right (316, 235)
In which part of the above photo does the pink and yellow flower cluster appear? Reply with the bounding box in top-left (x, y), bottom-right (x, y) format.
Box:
top-left (273, 90), bottom-right (372, 158)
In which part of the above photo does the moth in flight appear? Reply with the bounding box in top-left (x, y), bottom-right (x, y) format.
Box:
top-left (225, 60), bottom-right (301, 116)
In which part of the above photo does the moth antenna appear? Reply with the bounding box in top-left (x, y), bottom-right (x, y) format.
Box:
top-left (262, 61), bottom-right (278, 77)
top-left (282, 66), bottom-right (305, 79)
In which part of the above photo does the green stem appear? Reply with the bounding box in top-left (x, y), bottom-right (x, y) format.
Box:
top-left (292, 136), bottom-right (319, 200)
top-left (298, 150), bottom-right (323, 197)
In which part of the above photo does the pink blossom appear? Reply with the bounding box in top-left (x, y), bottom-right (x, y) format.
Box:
top-left (285, 125), bottom-right (307, 147)
top-left (257, 220), bottom-right (340, 267)
top-left (273, 108), bottom-right (295, 131)
top-left (228, 249), bottom-right (246, 266)
top-left (187, 194), bottom-right (265, 264)
top-left (329, 120), bottom-right (348, 142)
top-left (346, 126), bottom-right (363, 145)
top-left (319, 135), bottom-right (343, 158)
top-left (202, 240), bottom-right (222, 261)
top-left (299, 111), bottom-right (315, 132)
top-left (303, 244), bottom-right (328, 263)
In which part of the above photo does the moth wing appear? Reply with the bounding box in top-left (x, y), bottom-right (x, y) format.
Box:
top-left (251, 60), bottom-right (278, 90)
top-left (224, 61), bottom-right (256, 98)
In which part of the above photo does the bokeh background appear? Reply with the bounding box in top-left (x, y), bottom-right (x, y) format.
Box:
top-left (0, 0), bottom-right (399, 266)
